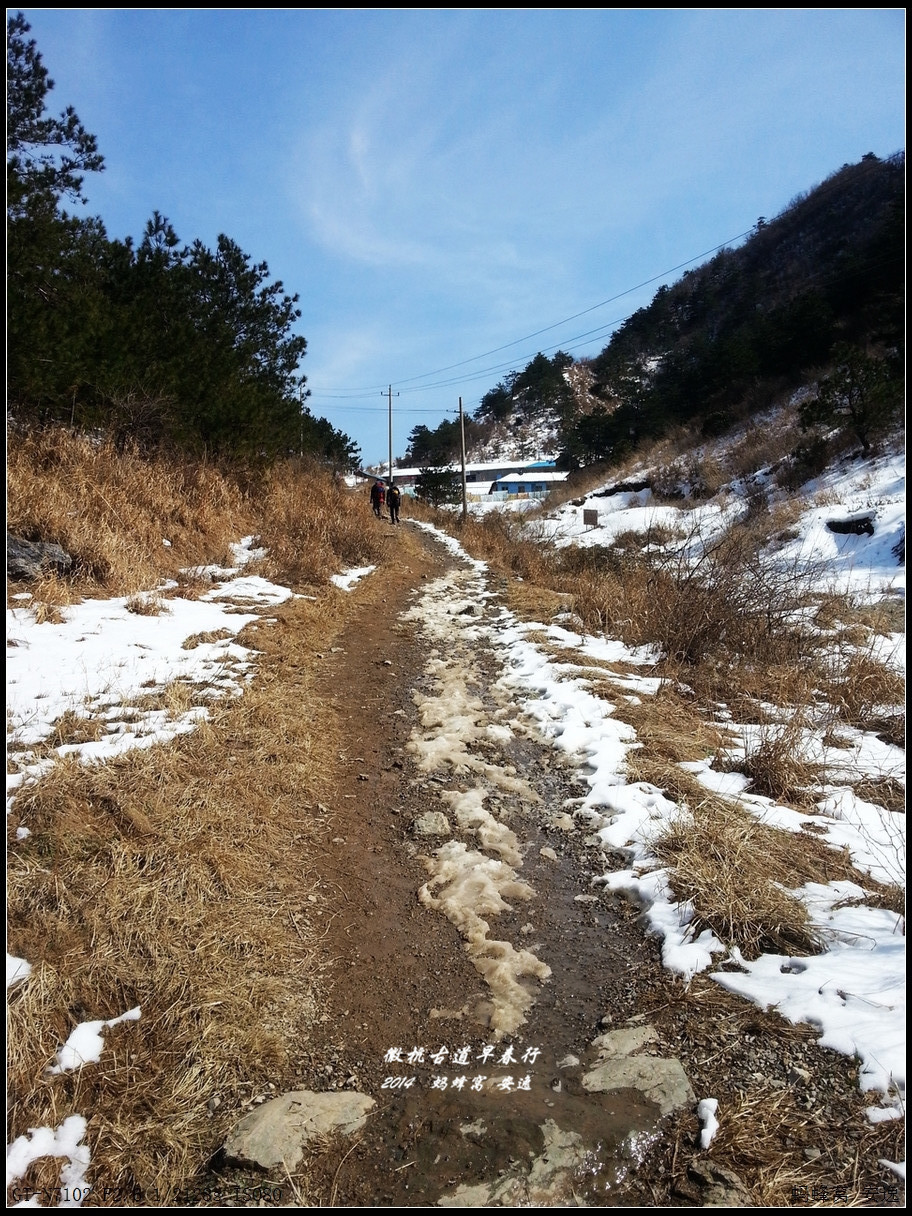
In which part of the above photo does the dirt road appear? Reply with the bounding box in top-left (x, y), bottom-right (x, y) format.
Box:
top-left (233, 519), bottom-right (691, 1206)
top-left (209, 519), bottom-right (901, 1208)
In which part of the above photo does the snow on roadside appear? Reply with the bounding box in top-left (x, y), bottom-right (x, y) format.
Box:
top-left (413, 442), bottom-right (909, 1133)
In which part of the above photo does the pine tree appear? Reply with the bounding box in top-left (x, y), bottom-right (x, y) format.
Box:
top-left (7, 11), bottom-right (104, 219)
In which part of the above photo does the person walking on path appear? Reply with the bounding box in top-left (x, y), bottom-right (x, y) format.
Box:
top-left (370, 480), bottom-right (385, 518)
top-left (387, 482), bottom-right (402, 525)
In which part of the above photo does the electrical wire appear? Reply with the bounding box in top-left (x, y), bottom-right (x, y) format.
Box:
top-left (306, 227), bottom-right (755, 399)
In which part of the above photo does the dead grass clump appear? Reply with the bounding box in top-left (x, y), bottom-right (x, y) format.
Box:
top-left (813, 591), bottom-right (906, 647)
top-left (6, 593), bottom-right (347, 1204)
top-left (653, 804), bottom-right (821, 957)
top-left (504, 583), bottom-right (574, 624)
top-left (253, 461), bottom-right (386, 587)
top-left (451, 509), bottom-right (554, 585)
top-left (833, 652), bottom-right (906, 738)
top-left (609, 685), bottom-right (734, 766)
top-left (181, 628), bottom-right (234, 651)
top-left (558, 563), bottom-right (653, 642)
top-left (611, 522), bottom-right (688, 550)
top-left (851, 776), bottom-right (906, 815)
top-left (630, 761), bottom-right (861, 958)
top-left (30, 601), bottom-right (68, 625)
top-left (125, 594), bottom-right (169, 616)
top-left (692, 1082), bottom-right (901, 1206)
top-left (50, 711), bottom-right (108, 749)
top-left (740, 718), bottom-right (823, 806)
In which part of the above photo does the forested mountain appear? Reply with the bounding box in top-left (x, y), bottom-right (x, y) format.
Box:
top-left (409, 152), bottom-right (903, 472)
top-left (6, 12), bottom-right (360, 467)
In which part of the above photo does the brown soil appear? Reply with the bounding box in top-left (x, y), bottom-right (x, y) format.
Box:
top-left (202, 520), bottom-right (904, 1208)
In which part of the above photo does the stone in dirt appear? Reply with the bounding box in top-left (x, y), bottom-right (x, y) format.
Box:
top-left (223, 1090), bottom-right (375, 1171)
top-left (583, 1023), bottom-right (696, 1118)
top-left (411, 811), bottom-right (452, 837)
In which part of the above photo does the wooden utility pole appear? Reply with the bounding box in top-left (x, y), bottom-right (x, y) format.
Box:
top-left (385, 385), bottom-right (399, 485)
top-left (459, 396), bottom-right (468, 521)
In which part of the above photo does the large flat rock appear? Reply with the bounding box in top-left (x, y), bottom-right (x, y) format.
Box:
top-left (224, 1089), bottom-right (375, 1171)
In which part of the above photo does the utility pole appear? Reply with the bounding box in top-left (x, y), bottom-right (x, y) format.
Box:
top-left (459, 396), bottom-right (468, 521)
top-left (385, 385), bottom-right (399, 485)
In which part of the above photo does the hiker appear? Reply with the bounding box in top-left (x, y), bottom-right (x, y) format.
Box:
top-left (369, 480), bottom-right (385, 518)
top-left (387, 482), bottom-right (402, 524)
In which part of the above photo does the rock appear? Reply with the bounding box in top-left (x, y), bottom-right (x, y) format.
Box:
top-left (687, 1159), bottom-right (754, 1206)
top-left (7, 534), bottom-right (74, 581)
top-left (826, 516), bottom-right (874, 536)
top-left (583, 1055), bottom-right (695, 1117)
top-left (411, 812), bottom-right (451, 837)
top-left (223, 1089), bottom-right (375, 1172)
top-left (584, 1023), bottom-right (695, 1118)
top-left (591, 1026), bottom-right (658, 1058)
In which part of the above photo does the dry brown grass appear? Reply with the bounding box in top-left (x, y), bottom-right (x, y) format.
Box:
top-left (692, 1083), bottom-right (903, 1206)
top-left (125, 594), bottom-right (169, 617)
top-left (722, 407), bottom-right (806, 483)
top-left (739, 717), bottom-right (823, 807)
top-left (50, 711), bottom-right (109, 749)
top-left (29, 601), bottom-right (68, 625)
top-left (833, 651), bottom-right (906, 741)
top-left (503, 582), bottom-right (574, 624)
top-left (606, 682), bottom-right (735, 766)
top-left (7, 431), bottom-right (388, 603)
top-left (253, 461), bottom-right (386, 588)
top-left (851, 777), bottom-right (906, 815)
top-left (650, 974), bottom-right (905, 1208)
top-left (633, 764), bottom-right (852, 958)
top-left (6, 593), bottom-right (354, 1205)
top-left (7, 430), bottom-right (253, 594)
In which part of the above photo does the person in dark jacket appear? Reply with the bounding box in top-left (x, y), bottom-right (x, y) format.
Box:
top-left (387, 482), bottom-right (402, 524)
top-left (370, 480), bottom-right (385, 518)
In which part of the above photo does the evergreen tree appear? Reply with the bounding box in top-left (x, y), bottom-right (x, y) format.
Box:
top-left (476, 375), bottom-right (517, 422)
top-left (299, 411), bottom-right (361, 470)
top-left (799, 346), bottom-right (900, 453)
top-left (7, 12), bottom-right (108, 420)
top-left (7, 11), bottom-right (104, 219)
top-left (415, 465), bottom-right (461, 507)
top-left (405, 418), bottom-right (463, 465)
top-left (512, 352), bottom-right (574, 418)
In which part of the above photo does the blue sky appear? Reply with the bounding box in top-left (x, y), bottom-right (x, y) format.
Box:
top-left (17, 8), bottom-right (905, 465)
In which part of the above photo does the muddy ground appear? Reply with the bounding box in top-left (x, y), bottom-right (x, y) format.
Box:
top-left (202, 520), bottom-right (904, 1208)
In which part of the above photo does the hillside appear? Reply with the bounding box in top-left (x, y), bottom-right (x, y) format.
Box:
top-left (407, 152), bottom-right (903, 476)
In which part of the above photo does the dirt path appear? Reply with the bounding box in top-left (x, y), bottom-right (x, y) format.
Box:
top-left (204, 519), bottom-right (901, 1208)
top-left (263, 520), bottom-right (686, 1206)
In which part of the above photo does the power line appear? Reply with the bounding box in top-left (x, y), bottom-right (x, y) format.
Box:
top-left (307, 227), bottom-right (755, 398)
